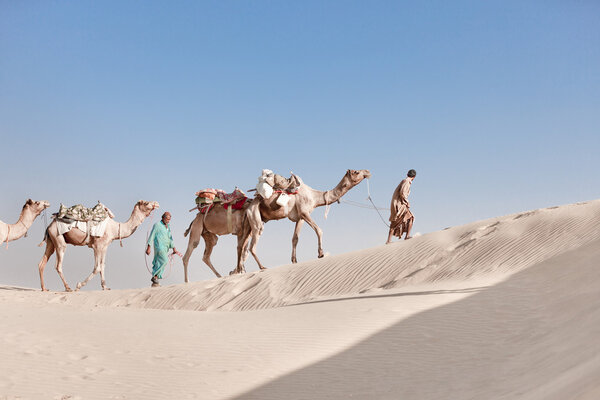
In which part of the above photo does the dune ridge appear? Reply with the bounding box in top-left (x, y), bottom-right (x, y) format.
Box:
top-left (43, 199), bottom-right (600, 312)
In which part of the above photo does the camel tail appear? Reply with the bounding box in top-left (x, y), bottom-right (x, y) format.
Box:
top-left (38, 227), bottom-right (49, 247)
top-left (184, 220), bottom-right (193, 237)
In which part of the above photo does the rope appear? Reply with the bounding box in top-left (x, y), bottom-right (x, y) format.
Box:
top-left (21, 221), bottom-right (28, 238)
top-left (340, 199), bottom-right (387, 210)
top-left (118, 223), bottom-right (123, 247)
top-left (365, 178), bottom-right (391, 228)
top-left (42, 208), bottom-right (49, 233)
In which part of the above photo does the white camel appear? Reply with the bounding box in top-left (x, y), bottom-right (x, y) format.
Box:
top-left (37, 200), bottom-right (159, 291)
top-left (235, 169), bottom-right (371, 273)
top-left (0, 199), bottom-right (50, 246)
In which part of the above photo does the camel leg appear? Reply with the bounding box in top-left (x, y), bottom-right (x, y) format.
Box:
top-left (291, 219), bottom-right (305, 264)
top-left (238, 203), bottom-right (266, 273)
top-left (201, 232), bottom-right (222, 278)
top-left (38, 239), bottom-right (55, 291)
top-left (98, 247), bottom-right (110, 290)
top-left (235, 226), bottom-right (253, 275)
top-left (182, 215), bottom-right (204, 283)
top-left (76, 248), bottom-right (101, 291)
top-left (247, 223), bottom-right (266, 271)
top-left (300, 214), bottom-right (325, 258)
top-left (54, 240), bottom-right (73, 292)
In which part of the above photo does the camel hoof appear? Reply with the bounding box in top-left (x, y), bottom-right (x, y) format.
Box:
top-left (102, 287), bottom-right (111, 291)
top-left (65, 287), bottom-right (73, 292)
top-left (75, 283), bottom-right (83, 290)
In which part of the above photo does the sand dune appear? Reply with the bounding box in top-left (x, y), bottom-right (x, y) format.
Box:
top-left (0, 200), bottom-right (599, 399)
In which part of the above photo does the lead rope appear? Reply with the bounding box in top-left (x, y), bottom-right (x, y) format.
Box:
top-left (366, 178), bottom-right (391, 228)
top-left (42, 208), bottom-right (49, 234)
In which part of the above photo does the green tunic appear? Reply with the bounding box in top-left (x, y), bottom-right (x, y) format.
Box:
top-left (147, 221), bottom-right (174, 278)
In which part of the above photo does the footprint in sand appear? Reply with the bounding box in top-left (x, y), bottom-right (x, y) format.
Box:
top-left (67, 354), bottom-right (89, 361)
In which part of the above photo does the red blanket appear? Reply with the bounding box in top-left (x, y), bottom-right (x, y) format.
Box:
top-left (198, 197), bottom-right (248, 214)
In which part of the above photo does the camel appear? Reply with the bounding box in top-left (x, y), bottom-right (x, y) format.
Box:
top-left (235, 169), bottom-right (371, 274)
top-left (37, 200), bottom-right (159, 292)
top-left (182, 202), bottom-right (258, 282)
top-left (0, 199), bottom-right (50, 246)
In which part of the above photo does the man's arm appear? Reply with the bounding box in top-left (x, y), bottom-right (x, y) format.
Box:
top-left (400, 181), bottom-right (411, 207)
top-left (167, 229), bottom-right (182, 257)
top-left (146, 224), bottom-right (156, 255)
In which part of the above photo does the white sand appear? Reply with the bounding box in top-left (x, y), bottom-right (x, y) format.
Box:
top-left (1, 200), bottom-right (600, 399)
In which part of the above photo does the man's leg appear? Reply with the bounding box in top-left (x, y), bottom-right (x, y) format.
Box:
top-left (404, 218), bottom-right (414, 240)
top-left (386, 226), bottom-right (394, 244)
top-left (151, 249), bottom-right (166, 287)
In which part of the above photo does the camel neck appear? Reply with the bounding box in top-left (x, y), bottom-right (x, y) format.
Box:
top-left (118, 206), bottom-right (147, 238)
top-left (315, 177), bottom-right (354, 208)
top-left (6, 206), bottom-right (37, 241)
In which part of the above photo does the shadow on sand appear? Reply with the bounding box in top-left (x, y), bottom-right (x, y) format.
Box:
top-left (235, 239), bottom-right (600, 400)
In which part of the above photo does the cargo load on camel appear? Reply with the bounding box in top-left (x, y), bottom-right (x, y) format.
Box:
top-left (54, 201), bottom-right (115, 237)
top-left (193, 188), bottom-right (248, 214)
top-left (255, 169), bottom-right (300, 207)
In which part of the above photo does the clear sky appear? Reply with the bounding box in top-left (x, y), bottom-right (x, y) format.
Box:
top-left (1, 1), bottom-right (599, 290)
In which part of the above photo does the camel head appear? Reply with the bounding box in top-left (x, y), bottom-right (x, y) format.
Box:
top-left (24, 199), bottom-right (50, 216)
top-left (136, 200), bottom-right (160, 217)
top-left (345, 169), bottom-right (371, 187)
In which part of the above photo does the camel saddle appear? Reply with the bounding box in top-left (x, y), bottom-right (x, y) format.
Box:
top-left (194, 188), bottom-right (248, 212)
top-left (56, 202), bottom-right (113, 222)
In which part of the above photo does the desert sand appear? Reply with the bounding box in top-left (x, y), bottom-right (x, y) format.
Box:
top-left (1, 199), bottom-right (600, 399)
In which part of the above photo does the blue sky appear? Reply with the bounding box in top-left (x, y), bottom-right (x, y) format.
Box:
top-left (1, 1), bottom-right (599, 290)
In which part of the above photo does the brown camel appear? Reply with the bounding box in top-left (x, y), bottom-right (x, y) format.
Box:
top-left (37, 200), bottom-right (159, 292)
top-left (182, 202), bottom-right (259, 282)
top-left (235, 169), bottom-right (371, 273)
top-left (0, 199), bottom-right (50, 246)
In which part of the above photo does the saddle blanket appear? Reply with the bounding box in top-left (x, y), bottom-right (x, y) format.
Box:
top-left (199, 197), bottom-right (248, 214)
top-left (195, 188), bottom-right (247, 209)
top-left (57, 218), bottom-right (109, 237)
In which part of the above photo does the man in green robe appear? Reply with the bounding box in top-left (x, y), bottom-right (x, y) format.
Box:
top-left (146, 212), bottom-right (181, 287)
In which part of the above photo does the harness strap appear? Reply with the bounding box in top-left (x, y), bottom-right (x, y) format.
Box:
top-left (227, 206), bottom-right (233, 234)
top-left (118, 223), bottom-right (123, 247)
top-left (3, 225), bottom-right (9, 249)
top-left (1, 221), bottom-right (30, 248)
